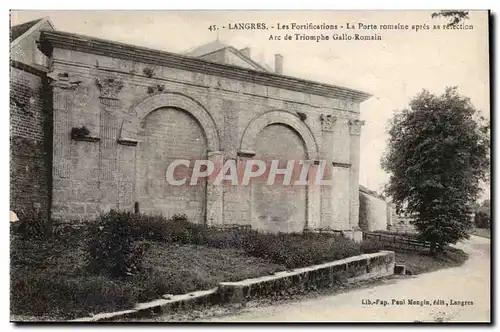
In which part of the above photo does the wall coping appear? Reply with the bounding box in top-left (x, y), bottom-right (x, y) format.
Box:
top-left (39, 30), bottom-right (372, 103)
top-left (10, 60), bottom-right (48, 77)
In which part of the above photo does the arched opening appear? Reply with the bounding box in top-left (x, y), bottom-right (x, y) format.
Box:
top-left (253, 124), bottom-right (307, 233)
top-left (136, 107), bottom-right (207, 223)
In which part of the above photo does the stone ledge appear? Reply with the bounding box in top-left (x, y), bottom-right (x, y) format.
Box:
top-left (71, 135), bottom-right (100, 142)
top-left (237, 150), bottom-right (256, 158)
top-left (117, 138), bottom-right (138, 146)
top-left (332, 161), bottom-right (351, 168)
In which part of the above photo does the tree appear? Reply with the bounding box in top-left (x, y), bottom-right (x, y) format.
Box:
top-left (382, 87), bottom-right (490, 254)
top-left (431, 10), bottom-right (469, 27)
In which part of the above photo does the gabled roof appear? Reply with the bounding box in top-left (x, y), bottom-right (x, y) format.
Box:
top-left (185, 40), bottom-right (271, 72)
top-left (10, 18), bottom-right (42, 42)
top-left (184, 40), bottom-right (227, 57)
top-left (10, 17), bottom-right (54, 45)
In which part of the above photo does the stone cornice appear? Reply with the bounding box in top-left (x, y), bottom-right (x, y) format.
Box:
top-left (39, 30), bottom-right (373, 103)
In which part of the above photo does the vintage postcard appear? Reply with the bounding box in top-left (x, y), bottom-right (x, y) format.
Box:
top-left (9, 10), bottom-right (491, 323)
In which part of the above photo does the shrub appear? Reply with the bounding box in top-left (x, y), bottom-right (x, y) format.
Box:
top-left (10, 210), bottom-right (50, 241)
top-left (127, 213), bottom-right (204, 244)
top-left (475, 211), bottom-right (490, 229)
top-left (241, 232), bottom-right (362, 269)
top-left (85, 211), bottom-right (385, 274)
top-left (85, 211), bottom-right (145, 277)
top-left (200, 227), bottom-right (255, 249)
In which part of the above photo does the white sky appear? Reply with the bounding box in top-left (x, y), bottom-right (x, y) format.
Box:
top-left (10, 10), bottom-right (490, 198)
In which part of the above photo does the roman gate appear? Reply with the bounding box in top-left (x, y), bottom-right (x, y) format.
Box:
top-left (39, 30), bottom-right (371, 234)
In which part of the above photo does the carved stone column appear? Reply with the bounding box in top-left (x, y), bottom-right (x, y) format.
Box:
top-left (96, 77), bottom-right (124, 108)
top-left (50, 77), bottom-right (79, 180)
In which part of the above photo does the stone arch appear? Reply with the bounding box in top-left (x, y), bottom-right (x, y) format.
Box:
top-left (123, 92), bottom-right (221, 152)
top-left (240, 110), bottom-right (321, 231)
top-left (239, 110), bottom-right (319, 160)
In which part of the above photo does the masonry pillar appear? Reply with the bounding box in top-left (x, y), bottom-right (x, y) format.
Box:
top-left (307, 161), bottom-right (321, 230)
top-left (347, 119), bottom-right (365, 242)
top-left (206, 150), bottom-right (224, 226)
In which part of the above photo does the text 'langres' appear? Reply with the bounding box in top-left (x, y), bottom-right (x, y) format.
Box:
top-left (227, 22), bottom-right (267, 30)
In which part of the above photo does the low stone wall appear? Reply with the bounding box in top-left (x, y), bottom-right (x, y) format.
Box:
top-left (72, 250), bottom-right (395, 322)
top-left (218, 251), bottom-right (394, 303)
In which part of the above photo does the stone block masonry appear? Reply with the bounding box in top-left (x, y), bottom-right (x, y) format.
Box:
top-left (10, 62), bottom-right (52, 220)
top-left (218, 250), bottom-right (395, 303)
top-left (39, 29), bottom-right (371, 232)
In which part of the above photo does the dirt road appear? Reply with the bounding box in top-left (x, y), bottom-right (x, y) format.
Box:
top-left (201, 235), bottom-right (491, 323)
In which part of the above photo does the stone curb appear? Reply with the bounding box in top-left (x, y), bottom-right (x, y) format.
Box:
top-left (70, 250), bottom-right (395, 322)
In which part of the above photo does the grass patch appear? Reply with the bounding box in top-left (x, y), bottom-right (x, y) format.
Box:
top-left (363, 235), bottom-right (468, 275)
top-left (395, 247), bottom-right (469, 275)
top-left (366, 231), bottom-right (469, 274)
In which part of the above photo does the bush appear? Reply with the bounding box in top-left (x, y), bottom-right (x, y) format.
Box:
top-left (88, 211), bottom-right (376, 270)
top-left (85, 211), bottom-right (146, 277)
top-left (10, 210), bottom-right (50, 241)
top-left (128, 213), bottom-right (208, 244)
top-left (475, 211), bottom-right (490, 229)
top-left (241, 232), bottom-right (362, 269)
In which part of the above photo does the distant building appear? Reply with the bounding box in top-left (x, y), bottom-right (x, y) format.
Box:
top-left (358, 185), bottom-right (390, 232)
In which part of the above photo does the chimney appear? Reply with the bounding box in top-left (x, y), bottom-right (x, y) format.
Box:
top-left (274, 54), bottom-right (283, 75)
top-left (240, 47), bottom-right (251, 58)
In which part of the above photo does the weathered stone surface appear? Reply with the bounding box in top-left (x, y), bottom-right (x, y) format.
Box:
top-left (10, 64), bottom-right (51, 220)
top-left (36, 30), bottom-right (371, 232)
top-left (218, 251), bottom-right (394, 302)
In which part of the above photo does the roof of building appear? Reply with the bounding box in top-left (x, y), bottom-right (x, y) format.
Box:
top-left (10, 17), bottom-right (54, 45)
top-left (359, 185), bottom-right (385, 200)
top-left (10, 18), bottom-right (42, 42)
top-left (185, 40), bottom-right (271, 72)
top-left (184, 40), bottom-right (227, 57)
